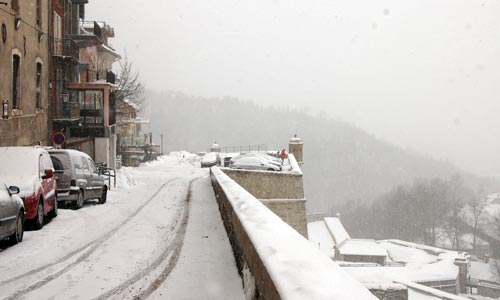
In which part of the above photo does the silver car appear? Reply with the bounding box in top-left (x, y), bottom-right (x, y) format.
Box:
top-left (0, 183), bottom-right (25, 244)
top-left (49, 150), bottom-right (108, 209)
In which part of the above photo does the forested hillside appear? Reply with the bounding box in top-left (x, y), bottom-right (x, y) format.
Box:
top-left (147, 90), bottom-right (499, 214)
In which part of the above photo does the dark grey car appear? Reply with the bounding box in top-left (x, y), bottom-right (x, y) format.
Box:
top-left (49, 150), bottom-right (108, 209)
top-left (0, 183), bottom-right (24, 244)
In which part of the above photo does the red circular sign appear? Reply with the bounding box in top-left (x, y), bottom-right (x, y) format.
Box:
top-left (52, 132), bottom-right (66, 145)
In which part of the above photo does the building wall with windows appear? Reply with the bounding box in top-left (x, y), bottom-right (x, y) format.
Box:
top-left (0, 0), bottom-right (50, 146)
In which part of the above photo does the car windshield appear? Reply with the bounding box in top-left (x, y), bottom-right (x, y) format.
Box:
top-left (50, 153), bottom-right (72, 174)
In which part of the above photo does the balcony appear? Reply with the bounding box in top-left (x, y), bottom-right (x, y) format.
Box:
top-left (81, 21), bottom-right (102, 39)
top-left (81, 70), bottom-right (116, 84)
top-left (70, 126), bottom-right (107, 138)
top-left (72, 21), bottom-right (102, 48)
top-left (52, 38), bottom-right (80, 61)
top-left (52, 102), bottom-right (81, 128)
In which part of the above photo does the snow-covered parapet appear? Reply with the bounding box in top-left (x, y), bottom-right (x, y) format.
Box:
top-left (288, 153), bottom-right (303, 175)
top-left (396, 280), bottom-right (470, 300)
top-left (210, 167), bottom-right (377, 300)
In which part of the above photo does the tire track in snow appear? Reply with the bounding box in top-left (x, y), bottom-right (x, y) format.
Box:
top-left (93, 176), bottom-right (206, 300)
top-left (0, 174), bottom-right (194, 300)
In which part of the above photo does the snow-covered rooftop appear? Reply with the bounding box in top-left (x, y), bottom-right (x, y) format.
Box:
top-left (324, 217), bottom-right (350, 245)
top-left (308, 218), bottom-right (467, 293)
top-left (337, 239), bottom-right (389, 257)
top-left (307, 221), bottom-right (335, 258)
top-left (343, 240), bottom-right (463, 283)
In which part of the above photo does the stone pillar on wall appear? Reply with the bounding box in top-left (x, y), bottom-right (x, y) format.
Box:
top-left (289, 134), bottom-right (303, 165)
top-left (454, 257), bottom-right (470, 294)
top-left (210, 142), bottom-right (221, 152)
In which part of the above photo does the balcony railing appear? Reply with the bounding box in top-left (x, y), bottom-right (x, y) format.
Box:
top-left (52, 38), bottom-right (80, 61)
top-left (70, 126), bottom-right (107, 138)
top-left (81, 21), bottom-right (102, 39)
top-left (53, 101), bottom-right (80, 123)
top-left (81, 70), bottom-right (116, 84)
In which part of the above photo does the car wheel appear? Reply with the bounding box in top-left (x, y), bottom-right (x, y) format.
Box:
top-left (33, 200), bottom-right (44, 230)
top-left (99, 187), bottom-right (107, 204)
top-left (267, 168), bottom-right (275, 171)
top-left (75, 191), bottom-right (84, 210)
top-left (48, 199), bottom-right (58, 218)
top-left (9, 212), bottom-right (24, 244)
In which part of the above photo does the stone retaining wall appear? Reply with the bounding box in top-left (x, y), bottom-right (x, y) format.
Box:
top-left (222, 168), bottom-right (304, 200)
top-left (210, 167), bottom-right (378, 300)
top-left (211, 170), bottom-right (284, 300)
top-left (260, 199), bottom-right (307, 237)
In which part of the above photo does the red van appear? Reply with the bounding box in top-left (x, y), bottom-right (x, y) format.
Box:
top-left (0, 147), bottom-right (57, 229)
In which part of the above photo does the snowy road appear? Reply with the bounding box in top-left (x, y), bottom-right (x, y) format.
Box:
top-left (0, 153), bottom-right (244, 300)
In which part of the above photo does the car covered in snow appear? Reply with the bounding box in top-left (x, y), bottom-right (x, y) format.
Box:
top-left (229, 153), bottom-right (282, 170)
top-left (201, 152), bottom-right (221, 168)
top-left (0, 147), bottom-right (57, 229)
top-left (49, 149), bottom-right (108, 209)
top-left (228, 156), bottom-right (281, 171)
top-left (0, 183), bottom-right (25, 244)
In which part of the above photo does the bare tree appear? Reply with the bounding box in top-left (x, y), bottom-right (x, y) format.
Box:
top-left (447, 174), bottom-right (466, 250)
top-left (115, 52), bottom-right (145, 113)
top-left (490, 214), bottom-right (500, 282)
top-left (469, 187), bottom-right (485, 251)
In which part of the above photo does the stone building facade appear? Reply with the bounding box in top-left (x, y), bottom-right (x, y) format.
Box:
top-left (0, 0), bottom-right (50, 146)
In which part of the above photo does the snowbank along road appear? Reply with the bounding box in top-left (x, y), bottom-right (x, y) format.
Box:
top-left (0, 153), bottom-right (243, 300)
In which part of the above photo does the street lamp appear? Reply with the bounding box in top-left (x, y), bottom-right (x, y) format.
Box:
top-left (2, 100), bottom-right (9, 119)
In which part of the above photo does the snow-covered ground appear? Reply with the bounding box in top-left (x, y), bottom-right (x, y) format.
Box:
top-left (0, 153), bottom-right (244, 300)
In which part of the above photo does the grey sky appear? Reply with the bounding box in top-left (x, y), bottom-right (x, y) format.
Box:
top-left (87, 0), bottom-right (500, 177)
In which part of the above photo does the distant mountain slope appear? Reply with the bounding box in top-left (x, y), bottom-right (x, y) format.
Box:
top-left (146, 90), bottom-right (499, 213)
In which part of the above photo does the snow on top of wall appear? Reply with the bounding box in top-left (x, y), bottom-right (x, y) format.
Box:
top-left (399, 280), bottom-right (470, 300)
top-left (337, 239), bottom-right (388, 257)
top-left (211, 167), bottom-right (377, 300)
top-left (287, 154), bottom-right (303, 175)
top-left (324, 217), bottom-right (350, 245)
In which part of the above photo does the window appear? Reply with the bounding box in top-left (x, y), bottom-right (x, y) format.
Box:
top-left (0, 184), bottom-right (9, 199)
top-left (12, 54), bottom-right (20, 109)
top-left (11, 0), bottom-right (19, 11)
top-left (81, 157), bottom-right (90, 173)
top-left (88, 158), bottom-right (98, 174)
top-left (39, 153), bottom-right (52, 178)
top-left (36, 0), bottom-right (42, 26)
top-left (36, 62), bottom-right (42, 108)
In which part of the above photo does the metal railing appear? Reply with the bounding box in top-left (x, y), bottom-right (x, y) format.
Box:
top-left (96, 162), bottom-right (116, 190)
top-left (52, 38), bottom-right (80, 61)
top-left (81, 21), bottom-right (102, 39)
top-left (82, 70), bottom-right (116, 84)
top-left (219, 144), bottom-right (268, 153)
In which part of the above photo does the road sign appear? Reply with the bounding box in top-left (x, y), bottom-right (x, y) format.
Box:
top-left (52, 132), bottom-right (66, 145)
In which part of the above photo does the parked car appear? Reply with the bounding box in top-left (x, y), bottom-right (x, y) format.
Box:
top-left (0, 183), bottom-right (25, 244)
top-left (230, 153), bottom-right (282, 169)
top-left (48, 149), bottom-right (108, 209)
top-left (229, 156), bottom-right (281, 171)
top-left (201, 152), bottom-right (221, 168)
top-left (0, 147), bottom-right (57, 229)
